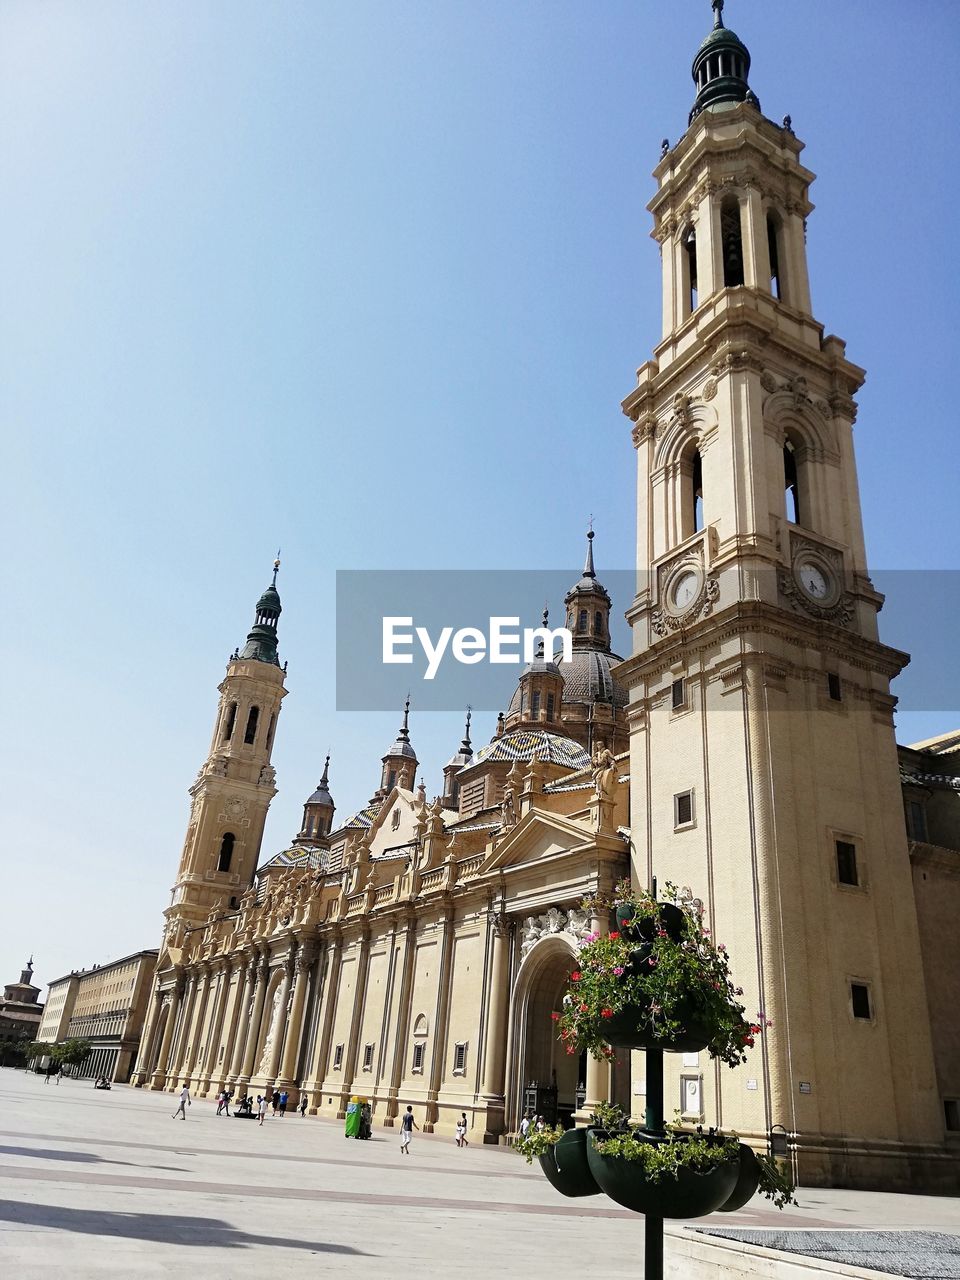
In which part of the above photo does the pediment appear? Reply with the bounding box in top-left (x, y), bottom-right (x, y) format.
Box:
top-left (481, 807), bottom-right (594, 872)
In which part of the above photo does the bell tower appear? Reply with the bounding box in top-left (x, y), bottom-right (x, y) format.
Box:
top-left (618, 3), bottom-right (944, 1188)
top-left (164, 561), bottom-right (287, 938)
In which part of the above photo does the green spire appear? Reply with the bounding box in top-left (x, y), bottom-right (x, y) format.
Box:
top-left (238, 555), bottom-right (283, 666)
top-left (689, 0), bottom-right (759, 124)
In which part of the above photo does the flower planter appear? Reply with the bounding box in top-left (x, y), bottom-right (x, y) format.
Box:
top-left (537, 1127), bottom-right (601, 1198)
top-left (615, 901), bottom-right (685, 943)
top-left (603, 997), bottom-right (713, 1053)
top-left (586, 1131), bottom-right (740, 1219)
top-left (717, 1143), bottom-right (761, 1212)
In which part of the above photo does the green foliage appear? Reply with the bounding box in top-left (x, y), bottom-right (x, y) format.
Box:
top-left (554, 880), bottom-right (768, 1067)
top-left (513, 1124), bottom-right (565, 1163)
top-left (0, 1033), bottom-right (34, 1067)
top-left (51, 1038), bottom-right (92, 1068)
top-left (755, 1151), bottom-right (797, 1209)
top-left (590, 1101), bottom-right (628, 1130)
top-left (592, 1130), bottom-right (741, 1182)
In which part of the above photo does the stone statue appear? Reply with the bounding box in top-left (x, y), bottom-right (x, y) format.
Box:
top-left (256, 982), bottom-right (283, 1075)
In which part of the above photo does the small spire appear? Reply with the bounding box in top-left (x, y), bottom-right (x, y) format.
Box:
top-left (320, 753), bottom-right (330, 786)
top-left (712, 0), bottom-right (724, 29)
top-left (272, 549), bottom-right (281, 588)
top-left (460, 707), bottom-right (473, 754)
top-left (536, 605), bottom-right (549, 659)
top-left (583, 526), bottom-right (596, 579)
top-left (398, 695), bottom-right (411, 743)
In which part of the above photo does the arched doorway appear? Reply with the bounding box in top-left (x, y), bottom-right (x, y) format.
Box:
top-left (507, 936), bottom-right (586, 1130)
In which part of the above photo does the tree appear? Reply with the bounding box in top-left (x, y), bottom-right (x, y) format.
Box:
top-left (51, 1038), bottom-right (92, 1070)
top-left (0, 1032), bottom-right (35, 1068)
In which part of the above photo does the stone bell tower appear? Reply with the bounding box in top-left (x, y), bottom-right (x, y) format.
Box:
top-left (163, 561), bottom-right (287, 941)
top-left (617, 2), bottom-right (945, 1189)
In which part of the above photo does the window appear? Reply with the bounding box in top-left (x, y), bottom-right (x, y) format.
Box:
top-left (217, 832), bottom-right (235, 873)
top-left (412, 1042), bottom-right (425, 1073)
top-left (767, 213), bottom-right (783, 299)
top-left (850, 983), bottom-right (872, 1020)
top-left (265, 713), bottom-right (276, 750)
top-left (683, 225), bottom-right (698, 314)
top-left (531, 691), bottom-right (541, 720)
top-left (332, 1044), bottom-right (344, 1071)
top-left (906, 800), bottom-right (928, 842)
top-left (827, 673), bottom-right (842, 702)
top-left (387, 769), bottom-right (397, 791)
top-left (578, 609), bottom-right (588, 633)
top-left (692, 451), bottom-right (704, 532)
top-left (243, 705), bottom-right (259, 745)
top-left (391, 808), bottom-right (401, 831)
top-left (835, 840), bottom-right (858, 887)
top-left (453, 1042), bottom-right (467, 1075)
top-left (945, 1100), bottom-right (960, 1132)
top-left (671, 678), bottom-right (686, 710)
top-left (674, 790), bottom-right (694, 829)
top-left (784, 441), bottom-right (799, 523)
top-left (362, 1043), bottom-right (374, 1071)
top-left (222, 702), bottom-right (237, 742)
top-left (595, 611), bottom-right (603, 636)
top-left (721, 199), bottom-right (744, 288)
top-left (546, 692), bottom-right (555, 721)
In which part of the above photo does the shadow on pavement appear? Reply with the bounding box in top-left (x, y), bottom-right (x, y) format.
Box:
top-left (0, 1201), bottom-right (369, 1253)
top-left (0, 1145), bottom-right (186, 1172)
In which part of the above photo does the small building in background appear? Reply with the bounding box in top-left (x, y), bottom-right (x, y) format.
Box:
top-left (0, 959), bottom-right (44, 1046)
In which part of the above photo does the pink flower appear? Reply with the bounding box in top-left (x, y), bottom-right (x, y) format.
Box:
top-left (613, 966), bottom-right (624, 976)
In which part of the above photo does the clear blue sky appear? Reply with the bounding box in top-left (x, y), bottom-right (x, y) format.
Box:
top-left (2, 1), bottom-right (958, 994)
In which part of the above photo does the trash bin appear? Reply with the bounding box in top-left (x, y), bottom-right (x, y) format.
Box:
top-left (345, 1096), bottom-right (367, 1138)
top-left (359, 1102), bottom-right (372, 1140)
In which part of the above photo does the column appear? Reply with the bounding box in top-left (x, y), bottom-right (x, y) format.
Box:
top-left (576, 907), bottom-right (610, 1123)
top-left (188, 967), bottom-right (214, 1081)
top-left (133, 988), bottom-right (163, 1085)
top-left (200, 963), bottom-right (231, 1088)
top-left (424, 907), bottom-right (456, 1132)
top-left (265, 954), bottom-right (295, 1086)
top-left (150, 976), bottom-right (184, 1089)
top-left (305, 932), bottom-right (342, 1104)
top-left (277, 945), bottom-right (315, 1090)
top-left (223, 960), bottom-right (251, 1083)
top-left (169, 972), bottom-right (200, 1083)
top-left (742, 189), bottom-right (770, 291)
top-left (237, 955), bottom-right (269, 1085)
top-left (478, 913), bottom-right (510, 1116)
top-left (338, 931), bottom-right (371, 1113)
top-left (384, 914), bottom-right (417, 1123)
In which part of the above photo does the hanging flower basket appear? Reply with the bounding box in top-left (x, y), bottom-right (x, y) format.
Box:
top-left (716, 1142), bottom-right (762, 1212)
top-left (586, 1129), bottom-right (741, 1219)
top-left (555, 882), bottom-right (767, 1066)
top-left (537, 1127), bottom-right (601, 1198)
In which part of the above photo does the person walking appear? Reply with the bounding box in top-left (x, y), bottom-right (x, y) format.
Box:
top-left (215, 1089), bottom-right (227, 1116)
top-left (399, 1105), bottom-right (419, 1155)
top-left (172, 1084), bottom-right (191, 1120)
top-left (519, 1113), bottom-right (531, 1139)
top-left (299, 1095), bottom-right (308, 1117)
top-left (257, 1094), bottom-right (268, 1126)
top-left (278, 1089), bottom-right (288, 1117)
top-left (456, 1113), bottom-right (469, 1148)
top-left (271, 1089), bottom-right (280, 1116)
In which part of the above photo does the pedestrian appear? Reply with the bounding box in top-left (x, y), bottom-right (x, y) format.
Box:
top-left (257, 1094), bottom-right (268, 1126)
top-left (278, 1089), bottom-right (288, 1117)
top-left (271, 1089), bottom-right (280, 1115)
top-left (535, 1115), bottom-right (545, 1133)
top-left (172, 1083), bottom-right (191, 1120)
top-left (299, 1095), bottom-right (308, 1117)
top-left (399, 1104), bottom-right (419, 1155)
top-left (215, 1089), bottom-right (226, 1116)
top-left (519, 1113), bottom-right (531, 1138)
top-left (456, 1113), bottom-right (469, 1148)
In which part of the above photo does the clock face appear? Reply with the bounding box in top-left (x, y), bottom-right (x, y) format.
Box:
top-left (672, 570), bottom-right (700, 612)
top-left (796, 561), bottom-right (831, 601)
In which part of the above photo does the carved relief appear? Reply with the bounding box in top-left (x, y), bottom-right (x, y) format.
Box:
top-left (701, 377), bottom-right (718, 402)
top-left (520, 906), bottom-right (593, 961)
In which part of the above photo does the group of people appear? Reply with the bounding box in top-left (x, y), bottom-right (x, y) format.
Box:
top-left (172, 1083), bottom-right (309, 1121)
top-left (518, 1113), bottom-right (548, 1138)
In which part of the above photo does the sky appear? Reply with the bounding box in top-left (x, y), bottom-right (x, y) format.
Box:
top-left (2, 1), bottom-right (958, 996)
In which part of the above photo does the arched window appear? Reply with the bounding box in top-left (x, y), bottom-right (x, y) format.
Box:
top-left (594, 610), bottom-right (603, 635)
top-left (784, 439), bottom-right (800, 524)
top-left (577, 609), bottom-right (588, 633)
top-left (683, 225), bottom-right (698, 315)
top-left (265, 713), bottom-right (276, 751)
top-left (679, 445), bottom-right (704, 540)
top-left (692, 451), bottom-right (704, 532)
top-left (387, 768), bottom-right (397, 792)
top-left (531, 690), bottom-right (541, 720)
top-left (721, 199), bottom-right (744, 288)
top-left (767, 213), bottom-right (783, 299)
top-left (217, 832), bottom-right (235, 873)
top-left (243, 706), bottom-right (259, 745)
top-left (546, 692), bottom-right (555, 720)
top-left (221, 702), bottom-right (237, 743)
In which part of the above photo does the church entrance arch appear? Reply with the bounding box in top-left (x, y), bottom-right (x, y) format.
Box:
top-left (507, 935), bottom-right (585, 1130)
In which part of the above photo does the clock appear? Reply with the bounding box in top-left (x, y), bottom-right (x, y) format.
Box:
top-left (794, 556), bottom-right (836, 605)
top-left (672, 571), bottom-right (700, 611)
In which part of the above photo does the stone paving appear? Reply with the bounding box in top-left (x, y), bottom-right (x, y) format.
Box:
top-left (700, 1230), bottom-right (960, 1279)
top-left (1, 1069), bottom-right (959, 1277)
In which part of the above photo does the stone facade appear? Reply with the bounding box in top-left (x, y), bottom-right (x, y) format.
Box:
top-left (0, 960), bottom-right (43, 1043)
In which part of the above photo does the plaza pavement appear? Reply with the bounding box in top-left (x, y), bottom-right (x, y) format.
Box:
top-left (0, 1068), bottom-right (958, 1278)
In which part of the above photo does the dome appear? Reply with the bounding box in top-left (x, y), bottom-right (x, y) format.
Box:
top-left (557, 647), bottom-right (628, 710)
top-left (383, 737), bottom-right (418, 762)
top-left (471, 729), bottom-right (590, 771)
top-left (697, 25), bottom-right (747, 55)
top-left (255, 584), bottom-right (281, 615)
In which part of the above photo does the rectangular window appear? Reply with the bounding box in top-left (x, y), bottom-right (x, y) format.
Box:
top-left (546, 693), bottom-right (555, 720)
top-left (835, 840), bottom-right (858, 887)
top-left (332, 1043), bottom-right (344, 1070)
top-left (945, 1099), bottom-right (960, 1132)
top-left (531, 691), bottom-right (541, 719)
top-left (671, 678), bottom-right (686, 710)
top-left (827, 672), bottom-right (842, 702)
top-left (674, 790), bottom-right (694, 828)
top-left (906, 801), bottom-right (928, 842)
top-left (850, 983), bottom-right (872, 1020)
top-left (453, 1042), bottom-right (467, 1074)
top-left (412, 1042), bottom-right (425, 1073)
top-left (362, 1043), bottom-right (374, 1071)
